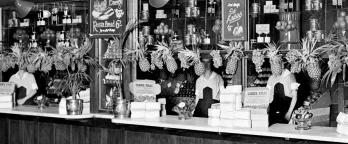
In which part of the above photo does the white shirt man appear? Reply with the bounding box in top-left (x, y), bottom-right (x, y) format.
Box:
top-left (9, 70), bottom-right (38, 105)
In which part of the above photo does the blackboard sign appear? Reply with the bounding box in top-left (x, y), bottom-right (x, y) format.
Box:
top-left (90, 0), bottom-right (127, 37)
top-left (222, 0), bottom-right (247, 41)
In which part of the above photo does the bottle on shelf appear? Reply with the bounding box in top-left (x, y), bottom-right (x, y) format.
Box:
top-left (51, 5), bottom-right (59, 25)
top-left (8, 11), bottom-right (18, 27)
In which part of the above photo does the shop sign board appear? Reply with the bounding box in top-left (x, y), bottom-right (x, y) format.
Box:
top-left (221, 0), bottom-right (247, 41)
top-left (0, 82), bottom-right (15, 94)
top-left (90, 0), bottom-right (127, 37)
top-left (129, 80), bottom-right (161, 96)
top-left (244, 87), bottom-right (270, 108)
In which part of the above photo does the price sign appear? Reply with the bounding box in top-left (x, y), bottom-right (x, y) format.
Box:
top-left (0, 82), bottom-right (15, 94)
top-left (244, 87), bottom-right (270, 109)
top-left (90, 0), bottom-right (127, 37)
top-left (222, 0), bottom-right (247, 41)
top-left (129, 80), bottom-right (161, 96)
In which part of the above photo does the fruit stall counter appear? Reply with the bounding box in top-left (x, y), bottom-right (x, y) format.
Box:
top-left (0, 108), bottom-right (347, 144)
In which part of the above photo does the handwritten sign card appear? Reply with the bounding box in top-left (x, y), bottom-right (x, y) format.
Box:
top-left (129, 80), bottom-right (161, 96)
top-left (90, 0), bottom-right (126, 37)
top-left (222, 0), bottom-right (247, 40)
top-left (244, 87), bottom-right (270, 109)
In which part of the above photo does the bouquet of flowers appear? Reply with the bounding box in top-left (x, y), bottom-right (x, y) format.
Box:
top-left (172, 101), bottom-right (195, 120)
top-left (34, 95), bottom-right (48, 109)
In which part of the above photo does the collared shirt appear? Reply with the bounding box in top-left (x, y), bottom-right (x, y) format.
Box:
top-left (9, 71), bottom-right (38, 104)
top-left (195, 72), bottom-right (224, 100)
top-left (266, 69), bottom-right (296, 103)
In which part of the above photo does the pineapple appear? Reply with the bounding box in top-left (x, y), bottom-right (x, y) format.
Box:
top-left (266, 42), bottom-right (282, 76)
top-left (152, 52), bottom-right (163, 69)
top-left (78, 62), bottom-right (87, 72)
top-left (218, 42), bottom-right (244, 75)
top-left (139, 58), bottom-right (151, 72)
top-left (270, 55), bottom-right (282, 76)
top-left (165, 54), bottom-right (177, 74)
top-left (328, 54), bottom-right (342, 73)
top-left (194, 60), bottom-right (205, 76)
top-left (306, 58), bottom-right (321, 80)
top-left (225, 53), bottom-right (239, 75)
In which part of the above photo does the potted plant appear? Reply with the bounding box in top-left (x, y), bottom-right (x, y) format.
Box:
top-left (53, 37), bottom-right (100, 115)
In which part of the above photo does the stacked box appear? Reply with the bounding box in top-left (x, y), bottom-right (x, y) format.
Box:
top-left (208, 85), bottom-right (251, 128)
top-left (0, 82), bottom-right (15, 109)
top-left (247, 108), bottom-right (269, 129)
top-left (130, 102), bottom-right (161, 119)
top-left (336, 112), bottom-right (348, 135)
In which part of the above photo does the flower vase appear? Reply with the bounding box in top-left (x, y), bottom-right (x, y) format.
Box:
top-left (294, 118), bottom-right (311, 130)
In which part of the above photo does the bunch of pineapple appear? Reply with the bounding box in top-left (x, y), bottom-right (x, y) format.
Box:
top-left (163, 50), bottom-right (177, 74)
top-left (178, 49), bottom-right (195, 70)
top-left (218, 42), bottom-right (244, 75)
top-left (252, 49), bottom-right (265, 73)
top-left (150, 48), bottom-right (164, 70)
top-left (265, 43), bottom-right (283, 76)
top-left (193, 49), bottom-right (205, 76)
top-left (124, 41), bottom-right (150, 72)
top-left (210, 50), bottom-right (222, 68)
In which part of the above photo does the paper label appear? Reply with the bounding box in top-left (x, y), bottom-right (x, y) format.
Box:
top-left (244, 87), bottom-right (270, 108)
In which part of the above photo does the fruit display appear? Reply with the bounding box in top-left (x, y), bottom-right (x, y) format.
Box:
top-left (333, 11), bottom-right (348, 30)
top-left (218, 42), bottom-right (244, 75)
top-left (154, 22), bottom-right (173, 36)
top-left (252, 49), bottom-right (265, 73)
top-left (12, 29), bottom-right (29, 41)
top-left (40, 29), bottom-right (56, 40)
top-left (66, 28), bottom-right (83, 39)
top-left (275, 20), bottom-right (296, 31)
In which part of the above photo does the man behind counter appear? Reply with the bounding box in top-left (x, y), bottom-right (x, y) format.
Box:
top-left (9, 66), bottom-right (38, 105)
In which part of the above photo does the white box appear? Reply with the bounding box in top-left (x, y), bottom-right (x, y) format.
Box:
top-left (220, 119), bottom-right (251, 128)
top-left (251, 114), bottom-right (269, 121)
top-left (220, 110), bottom-right (251, 120)
top-left (0, 102), bottom-right (12, 108)
top-left (0, 96), bottom-right (12, 102)
top-left (265, 1), bottom-right (273, 5)
top-left (145, 111), bottom-right (160, 118)
top-left (252, 120), bottom-right (269, 129)
top-left (219, 94), bottom-right (235, 103)
top-left (131, 110), bottom-right (146, 118)
top-left (130, 102), bottom-right (146, 110)
top-left (208, 108), bottom-right (221, 118)
top-left (145, 102), bottom-right (161, 111)
top-left (220, 102), bottom-right (236, 110)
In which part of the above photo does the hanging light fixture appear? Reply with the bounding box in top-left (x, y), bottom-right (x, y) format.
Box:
top-left (14, 0), bottom-right (34, 18)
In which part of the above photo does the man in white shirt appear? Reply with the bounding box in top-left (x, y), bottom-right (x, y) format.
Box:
top-left (267, 68), bottom-right (298, 124)
top-left (195, 58), bottom-right (224, 105)
top-left (9, 68), bottom-right (38, 105)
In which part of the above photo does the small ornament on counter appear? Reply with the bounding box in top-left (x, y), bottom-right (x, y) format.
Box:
top-left (172, 102), bottom-right (194, 120)
top-left (34, 95), bottom-right (48, 110)
top-left (291, 101), bottom-right (313, 130)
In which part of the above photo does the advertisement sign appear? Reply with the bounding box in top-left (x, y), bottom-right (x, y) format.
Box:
top-left (244, 87), bottom-right (270, 108)
top-left (90, 0), bottom-right (126, 37)
top-left (222, 0), bottom-right (247, 41)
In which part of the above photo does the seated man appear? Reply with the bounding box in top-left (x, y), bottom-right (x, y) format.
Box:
top-left (9, 67), bottom-right (38, 105)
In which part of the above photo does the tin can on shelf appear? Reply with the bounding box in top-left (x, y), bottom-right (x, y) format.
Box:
top-left (143, 26), bottom-right (151, 36)
top-left (147, 35), bottom-right (154, 45)
top-left (188, 0), bottom-right (197, 7)
top-left (309, 19), bottom-right (319, 31)
top-left (187, 24), bottom-right (196, 34)
top-left (312, 0), bottom-right (322, 11)
top-left (191, 7), bottom-right (200, 18)
top-left (185, 7), bottom-right (191, 17)
top-left (141, 11), bottom-right (149, 21)
top-left (185, 35), bottom-right (191, 46)
top-left (305, 0), bottom-right (312, 11)
top-left (314, 30), bottom-right (324, 42)
top-left (251, 3), bottom-right (260, 14)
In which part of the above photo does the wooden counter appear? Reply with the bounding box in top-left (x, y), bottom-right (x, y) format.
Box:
top-left (0, 106), bottom-right (347, 144)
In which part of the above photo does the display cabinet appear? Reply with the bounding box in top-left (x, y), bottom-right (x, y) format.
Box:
top-left (0, 0), bottom-right (89, 101)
